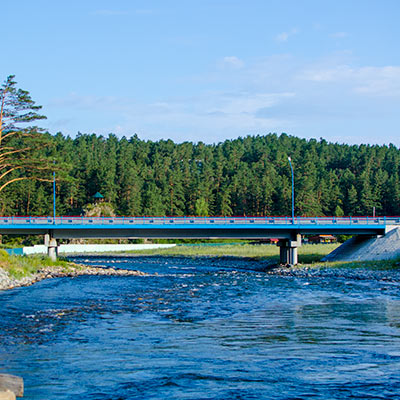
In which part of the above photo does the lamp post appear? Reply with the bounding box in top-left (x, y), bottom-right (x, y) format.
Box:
top-left (53, 162), bottom-right (56, 224)
top-left (288, 156), bottom-right (294, 224)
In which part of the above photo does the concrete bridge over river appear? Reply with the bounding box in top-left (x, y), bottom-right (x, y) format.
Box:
top-left (0, 215), bottom-right (398, 265)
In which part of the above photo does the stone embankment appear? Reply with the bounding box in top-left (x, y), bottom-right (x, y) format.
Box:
top-left (323, 227), bottom-right (400, 262)
top-left (0, 265), bottom-right (147, 291)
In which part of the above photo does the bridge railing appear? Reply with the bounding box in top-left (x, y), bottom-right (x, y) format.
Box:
top-left (0, 216), bottom-right (398, 225)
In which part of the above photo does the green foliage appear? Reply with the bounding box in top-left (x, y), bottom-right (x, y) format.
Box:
top-left (0, 75), bottom-right (55, 192)
top-left (0, 251), bottom-right (75, 279)
top-left (195, 198), bottom-right (209, 216)
top-left (129, 243), bottom-right (340, 262)
top-left (297, 258), bottom-right (400, 270)
top-left (2, 131), bottom-right (400, 218)
top-left (336, 234), bottom-right (353, 243)
top-left (334, 205), bottom-right (344, 217)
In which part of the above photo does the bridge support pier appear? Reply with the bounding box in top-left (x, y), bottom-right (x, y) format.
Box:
top-left (46, 234), bottom-right (58, 261)
top-left (278, 234), bottom-right (301, 266)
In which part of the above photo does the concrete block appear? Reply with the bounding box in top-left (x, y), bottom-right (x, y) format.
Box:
top-left (0, 374), bottom-right (23, 397)
top-left (0, 390), bottom-right (16, 400)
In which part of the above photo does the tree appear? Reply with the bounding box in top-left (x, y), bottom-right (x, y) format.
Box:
top-left (296, 154), bottom-right (323, 216)
top-left (142, 182), bottom-right (165, 216)
top-left (334, 204), bottom-right (344, 217)
top-left (359, 170), bottom-right (376, 215)
top-left (0, 75), bottom-right (52, 191)
top-left (195, 197), bottom-right (209, 216)
top-left (346, 184), bottom-right (359, 216)
top-left (216, 185), bottom-right (233, 216)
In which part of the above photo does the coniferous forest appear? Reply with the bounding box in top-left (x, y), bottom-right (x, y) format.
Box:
top-left (1, 132), bottom-right (399, 218)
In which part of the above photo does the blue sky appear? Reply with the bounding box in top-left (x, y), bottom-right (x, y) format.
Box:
top-left (2, 0), bottom-right (400, 145)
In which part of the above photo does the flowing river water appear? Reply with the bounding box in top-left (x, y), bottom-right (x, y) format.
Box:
top-left (1, 256), bottom-right (400, 399)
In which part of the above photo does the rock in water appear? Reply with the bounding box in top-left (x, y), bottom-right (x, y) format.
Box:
top-left (0, 375), bottom-right (23, 397)
top-left (0, 390), bottom-right (16, 400)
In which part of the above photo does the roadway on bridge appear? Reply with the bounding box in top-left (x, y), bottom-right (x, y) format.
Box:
top-left (0, 216), bottom-right (394, 239)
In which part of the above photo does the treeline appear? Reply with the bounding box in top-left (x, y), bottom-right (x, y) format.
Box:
top-left (2, 132), bottom-right (400, 217)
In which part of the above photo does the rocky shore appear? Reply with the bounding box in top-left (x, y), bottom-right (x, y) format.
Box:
top-left (0, 264), bottom-right (148, 291)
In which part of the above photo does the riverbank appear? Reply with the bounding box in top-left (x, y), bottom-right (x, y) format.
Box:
top-left (2, 243), bottom-right (399, 292)
top-left (73, 252), bottom-right (400, 272)
top-left (122, 243), bottom-right (340, 263)
top-left (106, 242), bottom-right (400, 271)
top-left (0, 251), bottom-right (147, 291)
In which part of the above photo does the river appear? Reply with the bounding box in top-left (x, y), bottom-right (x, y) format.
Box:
top-left (1, 256), bottom-right (400, 399)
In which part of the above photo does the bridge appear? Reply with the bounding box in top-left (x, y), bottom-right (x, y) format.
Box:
top-left (0, 215), bottom-right (398, 265)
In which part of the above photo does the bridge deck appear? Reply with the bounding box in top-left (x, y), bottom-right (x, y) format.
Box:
top-left (0, 216), bottom-right (395, 239)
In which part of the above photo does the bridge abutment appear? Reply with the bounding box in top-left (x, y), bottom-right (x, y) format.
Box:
top-left (278, 234), bottom-right (301, 265)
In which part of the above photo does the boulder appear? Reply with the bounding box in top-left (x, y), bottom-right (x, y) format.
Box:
top-left (0, 390), bottom-right (16, 400)
top-left (0, 375), bottom-right (23, 397)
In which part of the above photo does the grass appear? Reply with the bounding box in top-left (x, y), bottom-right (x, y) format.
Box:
top-left (130, 243), bottom-right (340, 262)
top-left (0, 250), bottom-right (79, 279)
top-left (298, 258), bottom-right (400, 270)
top-left (297, 244), bottom-right (340, 263)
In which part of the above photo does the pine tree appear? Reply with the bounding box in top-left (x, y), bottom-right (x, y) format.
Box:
top-left (359, 170), bottom-right (376, 215)
top-left (334, 204), bottom-right (344, 217)
top-left (195, 197), bottom-right (209, 216)
top-left (295, 152), bottom-right (323, 216)
top-left (0, 75), bottom-right (53, 191)
top-left (142, 182), bottom-right (165, 216)
top-left (346, 184), bottom-right (359, 216)
top-left (217, 188), bottom-right (233, 216)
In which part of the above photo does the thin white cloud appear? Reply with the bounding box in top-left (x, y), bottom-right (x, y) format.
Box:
top-left (92, 10), bottom-right (128, 16)
top-left (48, 93), bottom-right (126, 109)
top-left (300, 65), bottom-right (400, 96)
top-left (220, 56), bottom-right (245, 69)
top-left (92, 9), bottom-right (153, 16)
top-left (204, 92), bottom-right (295, 116)
top-left (330, 32), bottom-right (348, 39)
top-left (134, 9), bottom-right (154, 15)
top-left (300, 65), bottom-right (353, 82)
top-left (44, 52), bottom-right (400, 146)
top-left (276, 32), bottom-right (289, 42)
top-left (275, 28), bottom-right (298, 43)
top-left (47, 90), bottom-right (293, 142)
top-left (355, 66), bottom-right (400, 95)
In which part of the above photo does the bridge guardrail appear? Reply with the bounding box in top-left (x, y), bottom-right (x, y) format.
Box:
top-left (0, 216), bottom-right (398, 226)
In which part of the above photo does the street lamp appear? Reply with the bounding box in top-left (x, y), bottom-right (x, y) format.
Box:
top-left (53, 162), bottom-right (56, 224)
top-left (288, 156), bottom-right (294, 224)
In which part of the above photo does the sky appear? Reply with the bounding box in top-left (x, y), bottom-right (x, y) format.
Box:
top-left (2, 0), bottom-right (400, 146)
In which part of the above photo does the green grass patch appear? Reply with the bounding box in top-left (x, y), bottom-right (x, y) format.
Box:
top-left (129, 243), bottom-right (341, 262)
top-left (0, 250), bottom-right (79, 279)
top-left (297, 258), bottom-right (400, 270)
top-left (130, 243), bottom-right (279, 258)
top-left (297, 243), bottom-right (340, 263)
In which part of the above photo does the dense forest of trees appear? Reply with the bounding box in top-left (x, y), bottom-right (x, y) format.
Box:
top-left (1, 132), bottom-right (399, 217)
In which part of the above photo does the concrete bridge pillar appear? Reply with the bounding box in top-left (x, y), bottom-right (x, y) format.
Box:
top-left (47, 237), bottom-right (58, 261)
top-left (278, 234), bottom-right (301, 265)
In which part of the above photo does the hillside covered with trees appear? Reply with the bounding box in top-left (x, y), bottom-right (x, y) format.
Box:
top-left (1, 132), bottom-right (399, 217)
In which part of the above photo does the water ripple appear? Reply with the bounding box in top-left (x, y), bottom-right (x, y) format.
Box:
top-left (1, 256), bottom-right (400, 399)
